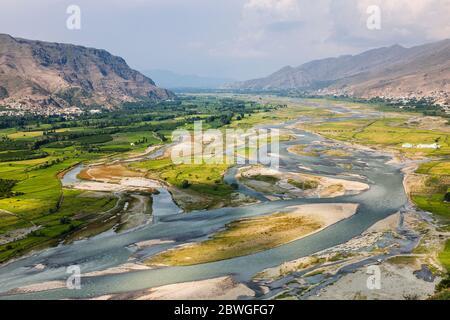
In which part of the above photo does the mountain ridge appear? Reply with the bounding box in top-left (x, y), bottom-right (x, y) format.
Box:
top-left (0, 34), bottom-right (175, 113)
top-left (225, 40), bottom-right (450, 105)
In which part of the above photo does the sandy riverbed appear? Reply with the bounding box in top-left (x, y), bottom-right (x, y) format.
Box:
top-left (286, 203), bottom-right (359, 226)
top-left (83, 263), bottom-right (152, 277)
top-left (72, 164), bottom-right (162, 192)
top-left (146, 203), bottom-right (359, 267)
top-left (69, 177), bottom-right (162, 193)
top-left (2, 281), bottom-right (66, 295)
top-left (237, 165), bottom-right (368, 199)
top-left (91, 276), bottom-right (255, 300)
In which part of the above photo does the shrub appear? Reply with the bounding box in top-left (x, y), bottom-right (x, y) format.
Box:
top-left (444, 192), bottom-right (450, 203)
top-left (181, 180), bottom-right (191, 189)
top-left (60, 217), bottom-right (72, 224)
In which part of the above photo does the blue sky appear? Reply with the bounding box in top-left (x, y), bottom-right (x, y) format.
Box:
top-left (1, 0), bottom-right (449, 80)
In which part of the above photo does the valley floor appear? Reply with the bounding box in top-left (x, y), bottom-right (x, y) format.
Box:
top-left (0, 95), bottom-right (448, 300)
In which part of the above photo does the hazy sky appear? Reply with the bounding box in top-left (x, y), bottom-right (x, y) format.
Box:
top-left (1, 0), bottom-right (449, 80)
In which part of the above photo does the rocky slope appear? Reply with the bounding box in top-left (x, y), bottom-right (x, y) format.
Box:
top-left (225, 40), bottom-right (450, 105)
top-left (0, 34), bottom-right (175, 112)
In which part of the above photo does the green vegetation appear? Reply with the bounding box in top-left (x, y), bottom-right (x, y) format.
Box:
top-left (0, 188), bottom-right (117, 263)
top-left (225, 102), bottom-right (336, 130)
top-left (287, 145), bottom-right (319, 157)
top-left (0, 150), bottom-right (48, 162)
top-left (412, 193), bottom-right (450, 220)
top-left (106, 131), bottom-right (161, 151)
top-left (292, 98), bottom-right (450, 299)
top-left (387, 255), bottom-right (418, 266)
top-left (416, 161), bottom-right (450, 175)
top-left (1, 93), bottom-right (448, 282)
top-left (146, 211), bottom-right (322, 266)
top-left (288, 179), bottom-right (319, 190)
top-left (322, 149), bottom-right (351, 157)
top-left (7, 131), bottom-right (44, 139)
top-left (0, 179), bottom-right (18, 198)
top-left (365, 96), bottom-right (449, 118)
top-left (394, 154), bottom-right (450, 300)
top-left (0, 96), bottom-right (280, 262)
top-left (432, 240), bottom-right (450, 300)
top-left (251, 174), bottom-right (280, 184)
top-left (439, 240), bottom-right (450, 272)
top-left (74, 134), bottom-right (113, 145)
top-left (301, 118), bottom-right (450, 156)
top-left (132, 158), bottom-right (233, 210)
top-left (134, 158), bottom-right (231, 196)
top-left (412, 161), bottom-right (450, 221)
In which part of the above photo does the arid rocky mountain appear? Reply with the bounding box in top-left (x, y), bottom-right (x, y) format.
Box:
top-left (225, 40), bottom-right (450, 105)
top-left (0, 34), bottom-right (175, 113)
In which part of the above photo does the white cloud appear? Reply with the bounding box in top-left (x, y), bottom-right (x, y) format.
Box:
top-left (329, 0), bottom-right (450, 46)
top-left (243, 0), bottom-right (302, 24)
top-left (208, 0), bottom-right (449, 77)
top-left (211, 0), bottom-right (306, 58)
top-left (0, 0), bottom-right (448, 79)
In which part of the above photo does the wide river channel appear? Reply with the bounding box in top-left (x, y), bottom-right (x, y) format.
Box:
top-left (0, 102), bottom-right (408, 299)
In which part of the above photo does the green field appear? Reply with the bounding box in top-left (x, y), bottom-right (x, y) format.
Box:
top-left (439, 240), bottom-right (450, 272)
top-left (0, 95), bottom-right (279, 262)
top-left (106, 131), bottom-right (161, 151)
top-left (146, 210), bottom-right (322, 266)
top-left (416, 161), bottom-right (450, 175)
top-left (1, 94), bottom-right (449, 274)
top-left (294, 101), bottom-right (450, 290)
top-left (0, 150), bottom-right (48, 162)
top-left (132, 158), bottom-right (233, 210)
top-left (301, 118), bottom-right (450, 156)
top-left (412, 193), bottom-right (450, 220)
top-left (7, 131), bottom-right (44, 140)
top-left (412, 160), bottom-right (450, 226)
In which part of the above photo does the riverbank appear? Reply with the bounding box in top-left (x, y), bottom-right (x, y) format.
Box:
top-left (236, 165), bottom-right (369, 200)
top-left (90, 276), bottom-right (255, 300)
top-left (145, 203), bottom-right (358, 267)
top-left (0, 96), bottom-right (445, 300)
top-left (251, 160), bottom-right (449, 300)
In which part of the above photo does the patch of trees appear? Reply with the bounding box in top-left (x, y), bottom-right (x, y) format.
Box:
top-left (133, 137), bottom-right (149, 145)
top-left (28, 158), bottom-right (65, 171)
top-left (0, 114), bottom-right (70, 129)
top-left (0, 150), bottom-right (48, 162)
top-left (0, 97), bottom-right (274, 157)
top-left (0, 179), bottom-right (22, 199)
top-left (181, 180), bottom-right (191, 189)
top-left (155, 132), bottom-right (167, 142)
top-left (365, 97), bottom-right (449, 118)
top-left (0, 136), bottom-right (32, 151)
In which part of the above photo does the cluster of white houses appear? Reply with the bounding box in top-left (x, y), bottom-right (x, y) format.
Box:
top-left (402, 143), bottom-right (440, 149)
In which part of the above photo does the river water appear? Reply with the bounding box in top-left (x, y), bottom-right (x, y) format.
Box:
top-left (0, 102), bottom-right (408, 299)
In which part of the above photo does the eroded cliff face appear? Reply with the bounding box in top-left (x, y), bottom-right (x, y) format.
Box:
top-left (0, 34), bottom-right (175, 111)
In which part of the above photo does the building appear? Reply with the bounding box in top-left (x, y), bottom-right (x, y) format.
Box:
top-left (416, 143), bottom-right (440, 149)
top-left (402, 143), bottom-right (440, 149)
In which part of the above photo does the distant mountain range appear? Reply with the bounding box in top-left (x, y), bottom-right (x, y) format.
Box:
top-left (0, 34), bottom-right (174, 111)
top-left (145, 69), bottom-right (234, 89)
top-left (225, 40), bottom-right (450, 105)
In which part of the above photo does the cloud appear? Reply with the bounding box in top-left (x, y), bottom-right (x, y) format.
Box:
top-left (328, 0), bottom-right (450, 47)
top-left (211, 0), bottom-right (306, 58)
top-left (215, 0), bottom-right (449, 65)
top-left (267, 20), bottom-right (304, 33)
top-left (0, 0), bottom-right (448, 79)
top-left (242, 0), bottom-right (302, 24)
